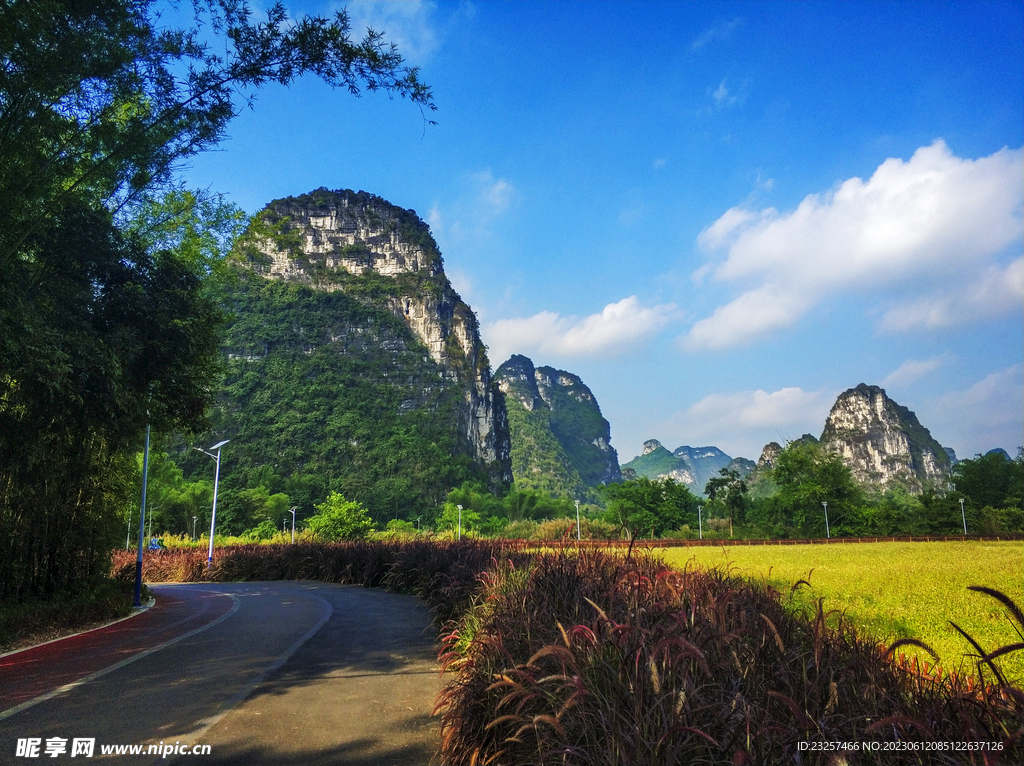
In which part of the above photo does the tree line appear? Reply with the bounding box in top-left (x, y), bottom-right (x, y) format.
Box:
top-left (142, 441), bottom-right (1021, 546)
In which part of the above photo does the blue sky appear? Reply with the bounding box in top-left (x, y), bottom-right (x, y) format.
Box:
top-left (180, 0), bottom-right (1024, 463)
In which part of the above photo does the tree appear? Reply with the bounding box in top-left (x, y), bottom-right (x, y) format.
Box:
top-left (306, 493), bottom-right (375, 542)
top-left (770, 442), bottom-right (863, 537)
top-left (601, 477), bottom-right (698, 541)
top-left (704, 467), bottom-right (749, 537)
top-left (951, 450), bottom-right (1024, 513)
top-left (0, 202), bottom-right (226, 601)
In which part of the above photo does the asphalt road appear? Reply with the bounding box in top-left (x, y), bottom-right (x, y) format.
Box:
top-left (0, 583), bottom-right (443, 765)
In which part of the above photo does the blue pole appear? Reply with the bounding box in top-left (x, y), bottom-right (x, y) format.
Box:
top-left (133, 423), bottom-right (150, 607)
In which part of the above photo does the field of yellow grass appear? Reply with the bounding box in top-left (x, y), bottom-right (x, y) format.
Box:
top-left (659, 540), bottom-right (1023, 685)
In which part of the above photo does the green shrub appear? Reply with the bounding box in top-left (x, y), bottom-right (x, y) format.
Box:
top-left (306, 492), bottom-right (375, 541)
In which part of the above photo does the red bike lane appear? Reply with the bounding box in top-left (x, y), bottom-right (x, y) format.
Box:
top-left (1, 586), bottom-right (235, 714)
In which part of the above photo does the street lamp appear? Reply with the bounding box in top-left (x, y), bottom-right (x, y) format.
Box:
top-left (822, 501), bottom-right (830, 539)
top-left (575, 500), bottom-right (581, 541)
top-left (959, 497), bottom-right (967, 536)
top-left (456, 505), bottom-right (462, 540)
top-left (698, 505), bottom-right (703, 540)
top-left (195, 440), bottom-right (229, 568)
top-left (289, 506), bottom-right (297, 543)
top-left (192, 516), bottom-right (198, 541)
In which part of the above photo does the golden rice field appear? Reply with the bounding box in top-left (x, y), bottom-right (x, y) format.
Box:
top-left (658, 540), bottom-right (1024, 686)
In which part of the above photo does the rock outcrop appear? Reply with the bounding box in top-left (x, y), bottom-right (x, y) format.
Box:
top-left (757, 442), bottom-right (783, 470)
top-left (495, 354), bottom-right (620, 500)
top-left (819, 384), bottom-right (951, 492)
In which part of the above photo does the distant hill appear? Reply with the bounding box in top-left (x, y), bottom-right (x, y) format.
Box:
top-left (622, 440), bottom-right (753, 496)
top-left (494, 355), bottom-right (619, 502)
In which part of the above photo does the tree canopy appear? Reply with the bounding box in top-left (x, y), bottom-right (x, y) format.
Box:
top-left (768, 441), bottom-right (863, 537)
top-left (306, 493), bottom-right (375, 542)
top-left (601, 477), bottom-right (699, 541)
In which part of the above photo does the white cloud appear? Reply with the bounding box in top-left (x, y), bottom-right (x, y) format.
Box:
top-left (681, 286), bottom-right (811, 351)
top-left (426, 204), bottom-right (443, 234)
top-left (660, 386), bottom-right (835, 459)
top-left (428, 169), bottom-right (515, 245)
top-left (683, 141), bottom-right (1024, 349)
top-left (473, 170), bottom-right (513, 212)
top-left (712, 79), bottom-right (740, 107)
top-left (343, 1), bottom-right (440, 65)
top-left (690, 18), bottom-right (742, 52)
top-left (882, 354), bottom-right (955, 388)
top-left (922, 365), bottom-right (1024, 457)
top-left (446, 266), bottom-right (473, 302)
top-left (483, 297), bottom-right (677, 363)
top-left (696, 206), bottom-right (758, 250)
top-left (878, 257), bottom-right (1024, 332)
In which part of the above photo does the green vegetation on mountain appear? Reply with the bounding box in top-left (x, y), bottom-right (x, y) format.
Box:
top-left (495, 355), bottom-right (619, 503)
top-left (622, 442), bottom-right (687, 480)
top-left (174, 268), bottom-right (491, 531)
top-left (503, 404), bottom-right (590, 500)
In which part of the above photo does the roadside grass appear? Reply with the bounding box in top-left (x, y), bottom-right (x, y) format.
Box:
top-left (660, 541), bottom-right (1024, 685)
top-left (435, 545), bottom-right (1024, 765)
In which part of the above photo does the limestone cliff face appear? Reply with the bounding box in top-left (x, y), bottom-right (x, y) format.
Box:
top-left (757, 442), bottom-right (783, 470)
top-left (238, 188), bottom-right (511, 482)
top-left (495, 354), bottom-right (620, 499)
top-left (819, 384), bottom-right (950, 492)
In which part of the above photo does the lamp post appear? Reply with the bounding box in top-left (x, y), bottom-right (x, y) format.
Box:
top-left (192, 516), bottom-right (198, 541)
top-left (195, 440), bottom-right (229, 568)
top-left (457, 505), bottom-right (462, 540)
top-left (822, 502), bottom-right (830, 539)
top-left (289, 506), bottom-right (298, 543)
top-left (698, 505), bottom-right (703, 540)
top-left (575, 500), bottom-right (581, 541)
top-left (133, 423), bottom-right (151, 607)
top-left (959, 498), bottom-right (967, 536)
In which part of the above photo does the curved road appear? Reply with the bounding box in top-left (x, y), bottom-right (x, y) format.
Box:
top-left (1, 583), bottom-right (442, 765)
